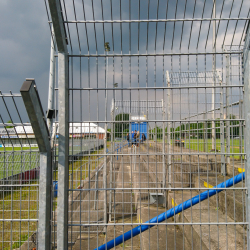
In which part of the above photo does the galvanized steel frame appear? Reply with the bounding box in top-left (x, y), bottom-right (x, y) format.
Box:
top-left (44, 0), bottom-right (250, 249)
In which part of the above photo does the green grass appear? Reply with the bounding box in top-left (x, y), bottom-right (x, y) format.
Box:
top-left (0, 151), bottom-right (39, 179)
top-left (149, 138), bottom-right (244, 160)
top-left (0, 147), bottom-right (38, 151)
top-left (11, 233), bottom-right (29, 249)
top-left (0, 141), bottom-right (111, 249)
top-left (0, 182), bottom-right (39, 250)
top-left (181, 139), bottom-right (244, 160)
top-left (69, 143), bottom-right (111, 189)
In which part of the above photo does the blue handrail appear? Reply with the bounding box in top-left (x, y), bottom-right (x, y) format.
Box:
top-left (95, 172), bottom-right (245, 250)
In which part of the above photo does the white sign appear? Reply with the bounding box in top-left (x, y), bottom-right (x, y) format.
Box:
top-left (131, 116), bottom-right (146, 121)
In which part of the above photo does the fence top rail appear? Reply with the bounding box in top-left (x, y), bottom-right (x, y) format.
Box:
top-left (46, 0), bottom-right (250, 55)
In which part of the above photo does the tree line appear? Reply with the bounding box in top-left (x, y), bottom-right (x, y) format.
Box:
top-left (112, 113), bottom-right (241, 139)
top-left (149, 115), bottom-right (241, 139)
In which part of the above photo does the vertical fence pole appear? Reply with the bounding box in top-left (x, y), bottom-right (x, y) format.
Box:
top-left (218, 71), bottom-right (226, 175)
top-left (166, 71), bottom-right (172, 189)
top-left (47, 1), bottom-right (69, 248)
top-left (226, 54), bottom-right (231, 166)
top-left (211, 0), bottom-right (216, 151)
top-left (103, 45), bottom-right (109, 232)
top-left (133, 146), bottom-right (136, 171)
top-left (162, 99), bottom-right (166, 206)
top-left (20, 79), bottom-right (52, 250)
top-left (239, 100), bottom-right (243, 161)
top-left (203, 114), bottom-right (206, 152)
top-left (47, 26), bottom-right (56, 134)
top-left (109, 99), bottom-right (114, 221)
top-left (243, 27), bottom-right (250, 249)
top-left (57, 52), bottom-right (69, 249)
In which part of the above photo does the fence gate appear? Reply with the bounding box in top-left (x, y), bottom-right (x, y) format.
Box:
top-left (2, 0), bottom-right (248, 249)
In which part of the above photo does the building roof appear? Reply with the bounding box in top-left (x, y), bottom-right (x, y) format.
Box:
top-left (0, 123), bottom-right (105, 135)
top-left (68, 123), bottom-right (105, 134)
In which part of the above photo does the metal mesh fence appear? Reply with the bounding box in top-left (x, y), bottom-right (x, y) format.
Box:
top-left (0, 93), bottom-right (39, 250)
top-left (45, 0), bottom-right (250, 249)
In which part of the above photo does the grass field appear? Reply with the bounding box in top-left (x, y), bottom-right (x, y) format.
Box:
top-left (0, 181), bottom-right (39, 249)
top-left (0, 151), bottom-right (39, 179)
top-left (155, 138), bottom-right (244, 159)
top-left (0, 147), bottom-right (38, 151)
top-left (172, 138), bottom-right (244, 160)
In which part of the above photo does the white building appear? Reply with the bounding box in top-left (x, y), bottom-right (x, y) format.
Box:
top-left (0, 123), bottom-right (106, 147)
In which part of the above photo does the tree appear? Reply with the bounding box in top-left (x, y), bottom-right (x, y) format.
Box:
top-left (229, 114), bottom-right (240, 137)
top-left (150, 126), bottom-right (163, 139)
top-left (175, 124), bottom-right (186, 138)
top-left (6, 120), bottom-right (14, 128)
top-left (115, 113), bottom-right (129, 138)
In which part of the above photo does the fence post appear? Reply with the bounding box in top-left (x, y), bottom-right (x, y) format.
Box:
top-left (239, 100), bottom-right (243, 161)
top-left (109, 100), bottom-right (114, 221)
top-left (226, 54), bottom-right (231, 166)
top-left (20, 79), bottom-right (52, 250)
top-left (162, 99), bottom-right (166, 206)
top-left (47, 26), bottom-right (56, 134)
top-left (166, 71), bottom-right (172, 189)
top-left (218, 71), bottom-right (226, 175)
top-left (57, 52), bottom-right (69, 249)
top-left (243, 26), bottom-right (250, 249)
top-left (47, 0), bottom-right (69, 248)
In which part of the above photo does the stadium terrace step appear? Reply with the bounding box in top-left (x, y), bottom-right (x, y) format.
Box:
top-left (71, 233), bottom-right (105, 250)
top-left (110, 163), bottom-right (134, 219)
top-left (104, 216), bottom-right (141, 250)
top-left (226, 162), bottom-right (245, 176)
top-left (137, 205), bottom-right (191, 250)
top-left (52, 158), bottom-right (111, 248)
top-left (168, 191), bottom-right (246, 250)
top-left (194, 175), bottom-right (247, 228)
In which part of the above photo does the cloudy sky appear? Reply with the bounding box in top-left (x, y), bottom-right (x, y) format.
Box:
top-left (0, 1), bottom-right (51, 110)
top-left (0, 0), bottom-right (248, 125)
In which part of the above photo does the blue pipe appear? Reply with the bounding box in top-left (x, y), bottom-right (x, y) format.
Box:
top-left (95, 172), bottom-right (245, 250)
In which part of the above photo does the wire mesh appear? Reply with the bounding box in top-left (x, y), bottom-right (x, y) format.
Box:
top-left (0, 93), bottom-right (39, 250)
top-left (44, 0), bottom-right (250, 249)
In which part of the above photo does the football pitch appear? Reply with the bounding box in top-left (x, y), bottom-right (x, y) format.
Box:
top-left (0, 150), bottom-right (39, 180)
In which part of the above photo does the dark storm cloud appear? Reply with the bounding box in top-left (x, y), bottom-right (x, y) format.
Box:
top-left (0, 0), bottom-right (247, 124)
top-left (0, 1), bottom-right (51, 112)
top-left (59, 0), bottom-right (248, 123)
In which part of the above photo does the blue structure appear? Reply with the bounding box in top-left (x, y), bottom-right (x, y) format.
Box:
top-left (130, 121), bottom-right (147, 140)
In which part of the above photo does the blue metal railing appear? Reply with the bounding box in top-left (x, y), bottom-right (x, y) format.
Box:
top-left (95, 172), bottom-right (245, 250)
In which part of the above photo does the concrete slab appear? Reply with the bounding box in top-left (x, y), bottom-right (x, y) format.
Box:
top-left (169, 191), bottom-right (246, 250)
top-left (104, 216), bottom-right (141, 249)
top-left (195, 175), bottom-right (247, 227)
top-left (138, 205), bottom-right (191, 250)
top-left (71, 233), bottom-right (105, 250)
top-left (110, 161), bottom-right (134, 220)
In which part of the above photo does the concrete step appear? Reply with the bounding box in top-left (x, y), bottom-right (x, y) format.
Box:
top-left (194, 175), bottom-right (247, 228)
top-left (139, 154), bottom-right (164, 187)
top-left (57, 158), bottom-right (113, 248)
top-left (104, 216), bottom-right (141, 249)
top-left (110, 157), bottom-right (134, 219)
top-left (71, 233), bottom-right (105, 250)
top-left (131, 157), bottom-right (162, 210)
top-left (168, 191), bottom-right (246, 250)
top-left (138, 205), bottom-right (191, 250)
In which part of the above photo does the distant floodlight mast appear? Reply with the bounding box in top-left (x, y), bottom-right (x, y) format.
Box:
top-left (212, 0), bottom-right (216, 150)
top-left (114, 82), bottom-right (118, 104)
top-left (103, 41), bottom-right (110, 230)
